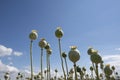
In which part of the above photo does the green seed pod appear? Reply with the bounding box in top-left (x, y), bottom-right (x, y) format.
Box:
top-left (87, 47), bottom-right (98, 55)
top-left (82, 67), bottom-right (86, 72)
top-left (104, 64), bottom-right (113, 76)
top-left (44, 43), bottom-right (51, 50)
top-left (29, 30), bottom-right (38, 40)
top-left (39, 38), bottom-right (47, 48)
top-left (55, 27), bottom-right (64, 38)
top-left (55, 69), bottom-right (58, 73)
top-left (90, 66), bottom-right (93, 71)
top-left (90, 53), bottom-right (102, 64)
top-left (46, 48), bottom-right (52, 55)
top-left (111, 66), bottom-right (115, 71)
top-left (68, 46), bottom-right (80, 63)
top-left (76, 66), bottom-right (81, 72)
top-left (62, 52), bottom-right (67, 58)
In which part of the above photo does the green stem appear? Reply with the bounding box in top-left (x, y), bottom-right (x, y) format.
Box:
top-left (95, 64), bottom-right (100, 80)
top-left (65, 58), bottom-right (69, 77)
top-left (41, 48), bottom-right (43, 80)
top-left (30, 40), bottom-right (33, 80)
top-left (74, 63), bottom-right (78, 80)
top-left (58, 39), bottom-right (66, 80)
top-left (46, 53), bottom-right (49, 80)
top-left (48, 54), bottom-right (51, 79)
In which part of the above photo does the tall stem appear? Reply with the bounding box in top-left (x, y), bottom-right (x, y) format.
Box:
top-left (95, 64), bottom-right (100, 80)
top-left (30, 40), bottom-right (33, 80)
top-left (41, 48), bottom-right (43, 80)
top-left (46, 53), bottom-right (49, 80)
top-left (48, 55), bottom-right (51, 79)
top-left (58, 39), bottom-right (66, 80)
top-left (74, 63), bottom-right (78, 80)
top-left (65, 58), bottom-right (69, 77)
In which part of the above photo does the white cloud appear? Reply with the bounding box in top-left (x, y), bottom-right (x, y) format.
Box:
top-left (13, 51), bottom-right (23, 56)
top-left (0, 60), bottom-right (19, 73)
top-left (0, 45), bottom-right (13, 57)
top-left (102, 54), bottom-right (120, 71)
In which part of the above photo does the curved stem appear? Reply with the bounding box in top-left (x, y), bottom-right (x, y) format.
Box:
top-left (30, 40), bottom-right (33, 80)
top-left (58, 39), bottom-right (66, 80)
top-left (41, 48), bottom-right (43, 80)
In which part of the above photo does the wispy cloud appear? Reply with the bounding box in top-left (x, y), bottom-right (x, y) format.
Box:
top-left (0, 45), bottom-right (12, 57)
top-left (115, 48), bottom-right (120, 51)
top-left (13, 51), bottom-right (23, 56)
top-left (102, 54), bottom-right (120, 71)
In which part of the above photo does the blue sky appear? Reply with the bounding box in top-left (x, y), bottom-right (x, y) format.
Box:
top-left (0, 0), bottom-right (120, 79)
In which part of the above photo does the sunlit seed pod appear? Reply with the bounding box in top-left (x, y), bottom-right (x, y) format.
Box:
top-left (87, 47), bottom-right (94, 55)
top-left (68, 46), bottom-right (80, 63)
top-left (29, 30), bottom-right (38, 40)
top-left (4, 73), bottom-right (9, 79)
top-left (46, 48), bottom-right (52, 55)
top-left (104, 64), bottom-right (113, 76)
top-left (39, 38), bottom-right (47, 48)
top-left (44, 43), bottom-right (51, 50)
top-left (62, 52), bottom-right (67, 58)
top-left (90, 53), bottom-right (102, 64)
top-left (55, 27), bottom-right (64, 38)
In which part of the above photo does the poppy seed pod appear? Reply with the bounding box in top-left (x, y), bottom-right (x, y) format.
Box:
top-left (55, 27), bottom-right (64, 38)
top-left (104, 64), bottom-right (113, 76)
top-left (29, 30), bottom-right (38, 40)
top-left (4, 73), bottom-right (9, 79)
top-left (45, 43), bottom-right (51, 50)
top-left (46, 48), bottom-right (52, 55)
top-left (62, 52), bottom-right (67, 58)
top-left (90, 53), bottom-right (102, 64)
top-left (68, 46), bottom-right (80, 63)
top-left (76, 66), bottom-right (81, 72)
top-left (111, 66), bottom-right (115, 71)
top-left (90, 66), bottom-right (93, 71)
top-left (39, 38), bottom-right (47, 48)
top-left (87, 47), bottom-right (98, 55)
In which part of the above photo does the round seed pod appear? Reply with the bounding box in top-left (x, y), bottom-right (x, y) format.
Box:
top-left (90, 53), bottom-right (102, 64)
top-left (111, 66), bottom-right (115, 71)
top-left (44, 43), bottom-right (51, 50)
top-left (55, 69), bottom-right (58, 73)
top-left (82, 67), bottom-right (86, 72)
top-left (76, 66), bottom-right (81, 72)
top-left (4, 73), bottom-right (9, 79)
top-left (90, 66), bottom-right (93, 71)
top-left (104, 64), bottom-right (113, 76)
top-left (62, 52), bottom-right (67, 58)
top-left (29, 30), bottom-right (38, 40)
top-left (46, 48), bottom-right (52, 55)
top-left (68, 46), bottom-right (80, 63)
top-left (87, 47), bottom-right (98, 55)
top-left (55, 27), bottom-right (64, 38)
top-left (39, 38), bottom-right (47, 48)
